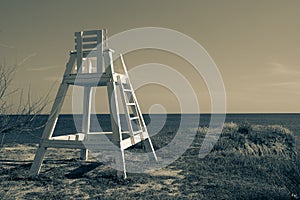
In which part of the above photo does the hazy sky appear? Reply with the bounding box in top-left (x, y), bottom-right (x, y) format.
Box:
top-left (0, 0), bottom-right (299, 113)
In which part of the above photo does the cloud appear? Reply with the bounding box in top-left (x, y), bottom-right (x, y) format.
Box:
top-left (0, 43), bottom-right (14, 49)
top-left (265, 81), bottom-right (300, 87)
top-left (268, 61), bottom-right (300, 75)
top-left (17, 52), bottom-right (38, 66)
top-left (265, 60), bottom-right (300, 89)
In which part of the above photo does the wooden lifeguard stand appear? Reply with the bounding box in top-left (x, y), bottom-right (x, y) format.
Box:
top-left (29, 29), bottom-right (157, 178)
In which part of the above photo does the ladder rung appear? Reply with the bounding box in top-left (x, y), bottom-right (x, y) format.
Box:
top-left (130, 116), bottom-right (139, 120)
top-left (133, 130), bottom-right (143, 135)
top-left (123, 89), bottom-right (132, 92)
top-left (126, 103), bottom-right (135, 106)
top-left (122, 131), bottom-right (130, 134)
top-left (120, 78), bottom-right (128, 84)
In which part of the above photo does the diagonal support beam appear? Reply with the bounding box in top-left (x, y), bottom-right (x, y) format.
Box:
top-left (29, 53), bottom-right (76, 177)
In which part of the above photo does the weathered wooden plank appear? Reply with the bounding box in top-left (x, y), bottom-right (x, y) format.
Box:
top-left (50, 132), bottom-right (113, 141)
top-left (75, 37), bottom-right (98, 43)
top-left (80, 86), bottom-right (92, 160)
top-left (120, 132), bottom-right (149, 150)
top-left (89, 132), bottom-right (113, 135)
top-left (50, 135), bottom-right (80, 141)
top-left (63, 73), bottom-right (111, 86)
top-left (96, 30), bottom-right (103, 73)
top-left (75, 32), bottom-right (83, 72)
top-left (82, 50), bottom-right (99, 58)
top-left (43, 140), bottom-right (85, 149)
top-left (75, 43), bottom-right (98, 50)
top-left (82, 30), bottom-right (99, 36)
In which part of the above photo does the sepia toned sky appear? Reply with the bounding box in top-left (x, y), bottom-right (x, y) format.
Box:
top-left (0, 0), bottom-right (299, 113)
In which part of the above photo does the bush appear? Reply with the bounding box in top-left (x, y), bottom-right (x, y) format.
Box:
top-left (212, 122), bottom-right (296, 158)
top-left (237, 121), bottom-right (252, 134)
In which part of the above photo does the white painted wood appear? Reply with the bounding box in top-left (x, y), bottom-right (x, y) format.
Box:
top-left (120, 132), bottom-right (149, 150)
top-left (121, 150), bottom-right (127, 179)
top-left (50, 135), bottom-right (81, 141)
top-left (63, 73), bottom-right (110, 86)
top-left (120, 55), bottom-right (145, 132)
top-left (103, 29), bottom-right (108, 48)
top-left (82, 30), bottom-right (100, 36)
top-left (31, 30), bottom-right (157, 179)
top-left (118, 75), bottom-right (135, 145)
top-left (75, 36), bottom-right (98, 43)
top-left (104, 49), bottom-right (121, 143)
top-left (29, 53), bottom-right (76, 177)
top-left (50, 132), bottom-right (113, 141)
top-left (75, 43), bottom-right (98, 50)
top-left (104, 48), bottom-right (125, 178)
top-left (96, 30), bottom-right (103, 73)
top-left (76, 43), bottom-right (99, 51)
top-left (80, 51), bottom-right (95, 58)
top-left (45, 139), bottom-right (118, 150)
top-left (80, 86), bottom-right (92, 160)
top-left (119, 55), bottom-right (145, 137)
top-left (80, 149), bottom-right (89, 160)
top-left (43, 140), bottom-right (86, 149)
top-left (82, 87), bottom-right (92, 135)
top-left (85, 131), bottom-right (113, 135)
top-left (76, 30), bottom-right (103, 74)
top-left (82, 50), bottom-right (98, 58)
top-left (120, 54), bottom-right (158, 161)
top-left (75, 32), bottom-right (83, 73)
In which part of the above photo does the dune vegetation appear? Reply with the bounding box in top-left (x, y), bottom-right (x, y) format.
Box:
top-left (0, 122), bottom-right (299, 199)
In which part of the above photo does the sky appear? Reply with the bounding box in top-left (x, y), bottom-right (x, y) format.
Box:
top-left (0, 0), bottom-right (299, 113)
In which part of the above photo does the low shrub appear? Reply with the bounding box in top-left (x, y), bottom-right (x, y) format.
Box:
top-left (212, 122), bottom-right (296, 158)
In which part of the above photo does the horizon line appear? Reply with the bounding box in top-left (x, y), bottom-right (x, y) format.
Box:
top-left (3, 112), bottom-right (300, 116)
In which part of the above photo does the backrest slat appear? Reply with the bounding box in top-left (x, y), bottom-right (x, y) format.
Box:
top-left (74, 29), bottom-right (105, 73)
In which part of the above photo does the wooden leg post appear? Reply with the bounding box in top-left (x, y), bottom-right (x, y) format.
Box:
top-left (107, 83), bottom-right (125, 178)
top-left (29, 145), bottom-right (47, 177)
top-left (80, 86), bottom-right (92, 160)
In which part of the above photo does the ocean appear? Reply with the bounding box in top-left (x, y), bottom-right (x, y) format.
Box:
top-left (2, 113), bottom-right (300, 144)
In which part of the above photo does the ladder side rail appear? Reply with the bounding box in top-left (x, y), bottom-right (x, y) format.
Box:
top-left (120, 54), bottom-right (158, 161)
top-left (119, 54), bottom-right (145, 135)
top-left (120, 54), bottom-right (148, 132)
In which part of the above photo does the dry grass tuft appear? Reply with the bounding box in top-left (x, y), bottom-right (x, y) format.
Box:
top-left (209, 122), bottom-right (297, 158)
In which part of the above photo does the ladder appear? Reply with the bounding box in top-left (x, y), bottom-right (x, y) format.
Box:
top-left (117, 55), bottom-right (157, 160)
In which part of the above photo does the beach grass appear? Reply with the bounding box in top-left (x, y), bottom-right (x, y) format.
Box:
top-left (0, 122), bottom-right (299, 199)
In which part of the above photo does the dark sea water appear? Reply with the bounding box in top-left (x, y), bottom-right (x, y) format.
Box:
top-left (2, 113), bottom-right (300, 144)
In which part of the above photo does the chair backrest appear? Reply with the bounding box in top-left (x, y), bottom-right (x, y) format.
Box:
top-left (75, 29), bottom-right (106, 73)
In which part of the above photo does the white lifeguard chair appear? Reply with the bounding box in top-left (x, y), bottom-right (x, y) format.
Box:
top-left (29, 29), bottom-right (157, 178)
